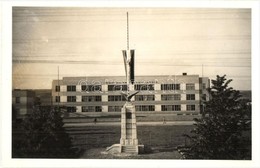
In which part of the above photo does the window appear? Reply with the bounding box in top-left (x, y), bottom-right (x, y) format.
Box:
top-left (82, 96), bottom-right (101, 102)
top-left (135, 105), bottom-right (155, 111)
top-left (95, 106), bottom-right (102, 112)
top-left (202, 83), bottom-right (206, 89)
top-left (55, 86), bottom-right (60, 92)
top-left (135, 84), bottom-right (154, 91)
top-left (82, 106), bottom-right (93, 112)
top-left (186, 83), bottom-right (195, 90)
top-left (108, 95), bottom-right (126, 101)
top-left (135, 95), bottom-right (155, 101)
top-left (67, 106), bottom-right (76, 113)
top-left (161, 105), bottom-right (181, 111)
top-left (161, 84), bottom-right (180, 91)
top-left (81, 85), bottom-right (87, 91)
top-left (187, 105), bottom-right (196, 111)
top-left (186, 94), bottom-right (195, 100)
top-left (81, 85), bottom-right (102, 92)
top-left (55, 96), bottom-right (60, 102)
top-left (15, 97), bottom-right (20, 104)
top-left (108, 106), bottom-right (123, 112)
top-left (67, 85), bottom-right (76, 92)
top-left (161, 94), bottom-right (181, 101)
top-left (82, 106), bottom-right (102, 112)
top-left (108, 85), bottom-right (127, 91)
top-left (67, 96), bottom-right (76, 102)
top-left (88, 85), bottom-right (102, 92)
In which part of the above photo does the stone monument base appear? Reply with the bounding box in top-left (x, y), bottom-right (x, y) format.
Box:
top-left (105, 144), bottom-right (144, 155)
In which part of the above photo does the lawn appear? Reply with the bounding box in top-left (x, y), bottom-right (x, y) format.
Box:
top-left (65, 124), bottom-right (194, 159)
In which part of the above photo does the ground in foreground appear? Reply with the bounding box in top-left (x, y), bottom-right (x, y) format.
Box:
top-left (80, 147), bottom-right (182, 159)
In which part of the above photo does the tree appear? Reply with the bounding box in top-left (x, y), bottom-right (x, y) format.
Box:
top-left (177, 75), bottom-right (251, 159)
top-left (13, 106), bottom-right (76, 158)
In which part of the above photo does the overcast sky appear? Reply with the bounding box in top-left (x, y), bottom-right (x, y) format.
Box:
top-left (12, 7), bottom-right (251, 90)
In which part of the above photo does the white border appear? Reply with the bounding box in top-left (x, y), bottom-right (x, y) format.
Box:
top-left (1, 1), bottom-right (260, 168)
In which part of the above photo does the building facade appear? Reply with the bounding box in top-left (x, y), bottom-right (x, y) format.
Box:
top-left (52, 74), bottom-right (210, 114)
top-left (12, 90), bottom-right (35, 119)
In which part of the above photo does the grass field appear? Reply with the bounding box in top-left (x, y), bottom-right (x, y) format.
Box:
top-left (65, 124), bottom-right (194, 158)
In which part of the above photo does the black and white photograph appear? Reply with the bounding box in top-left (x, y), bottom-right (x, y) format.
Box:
top-left (1, 1), bottom-right (260, 168)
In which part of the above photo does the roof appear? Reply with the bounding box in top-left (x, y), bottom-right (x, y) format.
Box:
top-left (52, 75), bottom-right (207, 85)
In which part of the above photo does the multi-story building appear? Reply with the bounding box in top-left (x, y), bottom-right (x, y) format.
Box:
top-left (34, 89), bottom-right (52, 106)
top-left (51, 73), bottom-right (210, 114)
top-left (12, 90), bottom-right (35, 119)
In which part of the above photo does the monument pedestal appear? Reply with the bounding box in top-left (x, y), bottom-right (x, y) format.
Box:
top-left (120, 102), bottom-right (139, 154)
top-left (106, 102), bottom-right (144, 155)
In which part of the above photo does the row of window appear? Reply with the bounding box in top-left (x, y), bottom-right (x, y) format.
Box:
top-left (135, 95), bottom-right (155, 101)
top-left (161, 84), bottom-right (180, 91)
top-left (68, 106), bottom-right (103, 112)
top-left (108, 95), bottom-right (126, 101)
top-left (82, 106), bottom-right (102, 112)
top-left (161, 94), bottom-right (181, 101)
top-left (108, 106), bottom-right (122, 112)
top-left (108, 85), bottom-right (127, 91)
top-left (161, 105), bottom-right (195, 111)
top-left (81, 85), bottom-right (102, 92)
top-left (55, 83), bottom-right (198, 92)
top-left (135, 105), bottom-right (155, 111)
top-left (56, 85), bottom-right (102, 92)
top-left (82, 96), bottom-right (101, 102)
top-left (66, 105), bottom-right (197, 112)
top-left (161, 105), bottom-right (181, 111)
top-left (55, 94), bottom-right (197, 102)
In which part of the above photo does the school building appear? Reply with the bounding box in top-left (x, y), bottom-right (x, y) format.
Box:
top-left (51, 73), bottom-right (210, 114)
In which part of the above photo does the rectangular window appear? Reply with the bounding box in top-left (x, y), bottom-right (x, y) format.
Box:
top-left (81, 85), bottom-right (87, 91)
top-left (161, 105), bottom-right (181, 111)
top-left (108, 85), bottom-right (127, 91)
top-left (108, 95), bottom-right (126, 101)
top-left (55, 86), bottom-right (60, 92)
top-left (55, 96), bottom-right (60, 102)
top-left (161, 84), bottom-right (180, 91)
top-left (82, 106), bottom-right (102, 112)
top-left (80, 85), bottom-right (102, 92)
top-left (161, 94), bottom-right (181, 101)
top-left (135, 84), bottom-right (154, 91)
top-left (187, 105), bottom-right (196, 111)
top-left (88, 85), bottom-right (102, 92)
top-left (186, 83), bottom-right (195, 90)
top-left (108, 106), bottom-right (123, 112)
top-left (82, 96), bottom-right (101, 102)
top-left (67, 96), bottom-right (76, 102)
top-left (15, 97), bottom-right (20, 104)
top-left (186, 94), bottom-right (195, 100)
top-left (82, 106), bottom-right (93, 112)
top-left (135, 105), bottom-right (155, 111)
top-left (202, 83), bottom-right (206, 90)
top-left (67, 106), bottom-right (76, 113)
top-left (135, 95), bottom-right (155, 101)
top-left (67, 85), bottom-right (76, 92)
top-left (95, 106), bottom-right (102, 112)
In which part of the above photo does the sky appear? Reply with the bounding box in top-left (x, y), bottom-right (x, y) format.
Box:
top-left (12, 7), bottom-right (251, 90)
